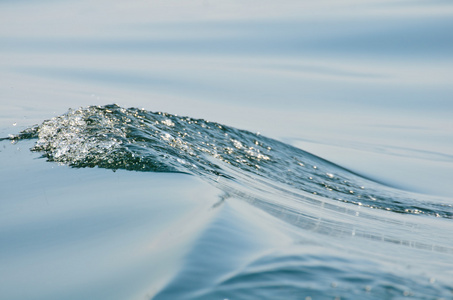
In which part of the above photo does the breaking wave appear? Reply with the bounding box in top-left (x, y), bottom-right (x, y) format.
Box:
top-left (10, 104), bottom-right (453, 219)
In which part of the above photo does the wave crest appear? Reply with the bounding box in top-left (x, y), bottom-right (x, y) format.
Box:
top-left (12, 104), bottom-right (452, 218)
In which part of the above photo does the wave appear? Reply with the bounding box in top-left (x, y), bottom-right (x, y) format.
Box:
top-left (181, 251), bottom-right (453, 300)
top-left (10, 104), bottom-right (452, 219)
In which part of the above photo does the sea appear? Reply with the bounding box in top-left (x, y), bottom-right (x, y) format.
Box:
top-left (1, 1), bottom-right (453, 299)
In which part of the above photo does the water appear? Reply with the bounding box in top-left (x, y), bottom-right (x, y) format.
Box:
top-left (1, 1), bottom-right (453, 299)
top-left (8, 104), bottom-right (453, 219)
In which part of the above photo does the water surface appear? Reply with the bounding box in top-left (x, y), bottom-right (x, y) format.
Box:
top-left (1, 0), bottom-right (453, 299)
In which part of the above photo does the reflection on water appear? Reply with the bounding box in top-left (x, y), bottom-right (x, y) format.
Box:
top-left (1, 0), bottom-right (453, 299)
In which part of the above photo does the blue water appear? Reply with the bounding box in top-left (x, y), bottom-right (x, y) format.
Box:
top-left (1, 1), bottom-right (453, 299)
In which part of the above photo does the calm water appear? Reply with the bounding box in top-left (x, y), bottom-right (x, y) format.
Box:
top-left (1, 1), bottom-right (453, 299)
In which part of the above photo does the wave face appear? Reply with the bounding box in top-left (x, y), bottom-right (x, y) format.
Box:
top-left (13, 104), bottom-right (452, 219)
